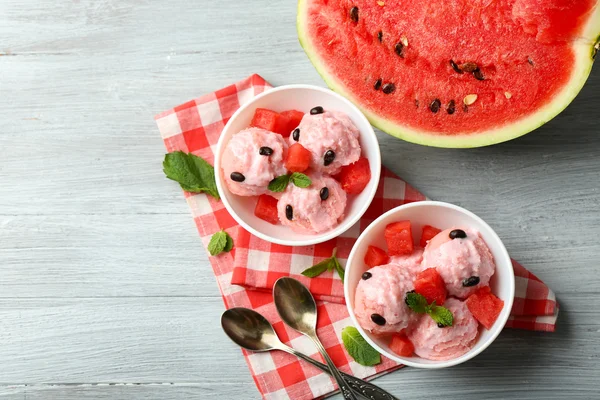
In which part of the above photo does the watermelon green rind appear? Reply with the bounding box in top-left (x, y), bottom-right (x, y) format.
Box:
top-left (297, 0), bottom-right (600, 148)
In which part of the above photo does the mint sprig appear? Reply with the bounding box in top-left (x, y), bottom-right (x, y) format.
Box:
top-left (405, 292), bottom-right (454, 327)
top-left (341, 326), bottom-right (381, 366)
top-left (163, 151), bottom-right (220, 200)
top-left (301, 248), bottom-right (345, 281)
top-left (208, 230), bottom-right (234, 256)
top-left (268, 173), bottom-right (312, 192)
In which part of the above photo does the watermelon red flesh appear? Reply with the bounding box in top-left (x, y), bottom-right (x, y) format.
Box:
top-left (298, 0), bottom-right (600, 147)
top-left (364, 245), bottom-right (390, 268)
top-left (465, 286), bottom-right (505, 330)
top-left (337, 157), bottom-right (371, 194)
top-left (280, 110), bottom-right (305, 136)
top-left (389, 335), bottom-right (414, 357)
top-left (420, 225), bottom-right (441, 248)
top-left (285, 143), bottom-right (312, 172)
top-left (413, 268), bottom-right (447, 305)
top-left (384, 220), bottom-right (414, 256)
top-left (255, 195), bottom-right (280, 225)
top-left (250, 108), bottom-right (289, 136)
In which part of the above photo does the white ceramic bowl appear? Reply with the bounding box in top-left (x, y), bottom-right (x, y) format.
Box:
top-left (214, 84), bottom-right (381, 246)
top-left (344, 201), bottom-right (515, 368)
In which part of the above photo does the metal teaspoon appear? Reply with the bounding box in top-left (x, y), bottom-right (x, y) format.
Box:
top-left (221, 307), bottom-right (398, 400)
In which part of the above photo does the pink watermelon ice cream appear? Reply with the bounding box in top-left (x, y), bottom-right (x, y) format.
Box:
top-left (222, 127), bottom-right (288, 196)
top-left (407, 298), bottom-right (479, 361)
top-left (390, 248), bottom-right (425, 276)
top-left (354, 264), bottom-right (416, 335)
top-left (423, 228), bottom-right (496, 299)
top-left (290, 110), bottom-right (361, 175)
top-left (277, 172), bottom-right (346, 234)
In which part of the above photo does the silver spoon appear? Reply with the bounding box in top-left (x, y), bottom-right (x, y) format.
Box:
top-left (221, 307), bottom-right (398, 400)
top-left (273, 277), bottom-right (359, 400)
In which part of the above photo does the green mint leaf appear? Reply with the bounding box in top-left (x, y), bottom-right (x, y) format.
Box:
top-left (268, 175), bottom-right (290, 192)
top-left (333, 257), bottom-right (345, 282)
top-left (163, 151), bottom-right (220, 200)
top-left (341, 326), bottom-right (381, 366)
top-left (428, 305), bottom-right (454, 327)
top-left (223, 232), bottom-right (234, 253)
top-left (405, 292), bottom-right (429, 314)
top-left (290, 172), bottom-right (312, 188)
top-left (208, 230), bottom-right (228, 256)
top-left (301, 259), bottom-right (332, 278)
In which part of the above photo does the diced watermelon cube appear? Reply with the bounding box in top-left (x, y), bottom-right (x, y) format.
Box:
top-left (254, 194), bottom-right (279, 225)
top-left (364, 245), bottom-right (390, 268)
top-left (465, 286), bottom-right (505, 330)
top-left (384, 220), bottom-right (414, 256)
top-left (389, 335), bottom-right (414, 357)
top-left (414, 268), bottom-right (447, 305)
top-left (420, 225), bottom-right (442, 247)
top-left (280, 110), bottom-right (305, 137)
top-left (285, 143), bottom-right (312, 173)
top-left (250, 108), bottom-right (290, 136)
top-left (337, 157), bottom-right (371, 194)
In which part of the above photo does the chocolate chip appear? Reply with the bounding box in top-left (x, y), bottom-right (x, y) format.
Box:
top-left (394, 42), bottom-right (404, 58)
top-left (473, 68), bottom-right (485, 81)
top-left (382, 83), bottom-right (395, 94)
top-left (449, 229), bottom-right (467, 239)
top-left (361, 272), bottom-right (372, 280)
top-left (259, 146), bottom-right (273, 156)
top-left (370, 313), bottom-right (386, 326)
top-left (350, 6), bottom-right (359, 23)
top-left (450, 60), bottom-right (463, 74)
top-left (429, 99), bottom-right (441, 113)
top-left (230, 172), bottom-right (245, 182)
top-left (285, 205), bottom-right (293, 220)
top-left (320, 187), bottom-right (329, 201)
top-left (323, 150), bottom-right (335, 166)
top-left (446, 100), bottom-right (456, 115)
top-left (374, 78), bottom-right (382, 90)
top-left (462, 276), bottom-right (480, 287)
top-left (310, 106), bottom-right (324, 115)
top-left (377, 31), bottom-right (383, 43)
top-left (292, 128), bottom-right (300, 141)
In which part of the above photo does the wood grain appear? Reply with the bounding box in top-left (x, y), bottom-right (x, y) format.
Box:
top-left (1, 0), bottom-right (599, 398)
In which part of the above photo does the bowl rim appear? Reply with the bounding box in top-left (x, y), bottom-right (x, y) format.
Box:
top-left (343, 200), bottom-right (515, 368)
top-left (214, 84), bottom-right (381, 247)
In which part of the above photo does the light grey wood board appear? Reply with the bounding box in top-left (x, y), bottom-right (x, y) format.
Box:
top-left (1, 0), bottom-right (600, 398)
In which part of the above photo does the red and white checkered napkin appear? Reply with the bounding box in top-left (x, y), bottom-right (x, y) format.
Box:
top-left (155, 74), bottom-right (559, 400)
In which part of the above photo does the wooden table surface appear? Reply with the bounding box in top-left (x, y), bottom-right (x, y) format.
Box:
top-left (1, 1), bottom-right (599, 399)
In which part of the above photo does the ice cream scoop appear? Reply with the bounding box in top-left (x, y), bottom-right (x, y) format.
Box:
top-left (222, 127), bottom-right (288, 196)
top-left (423, 228), bottom-right (496, 298)
top-left (408, 298), bottom-right (479, 361)
top-left (290, 111), bottom-right (361, 175)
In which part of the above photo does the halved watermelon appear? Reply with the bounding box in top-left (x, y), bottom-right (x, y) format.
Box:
top-left (298, 0), bottom-right (600, 147)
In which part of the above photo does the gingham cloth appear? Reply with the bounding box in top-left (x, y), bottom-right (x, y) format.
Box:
top-left (155, 74), bottom-right (559, 400)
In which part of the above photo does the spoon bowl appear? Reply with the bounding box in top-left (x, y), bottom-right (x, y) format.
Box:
top-left (221, 307), bottom-right (280, 352)
top-left (273, 277), bottom-right (318, 334)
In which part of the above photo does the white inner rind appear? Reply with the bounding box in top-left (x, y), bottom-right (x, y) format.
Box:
top-left (297, 0), bottom-right (600, 148)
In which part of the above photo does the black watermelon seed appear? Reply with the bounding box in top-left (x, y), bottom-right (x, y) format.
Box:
top-left (370, 313), bottom-right (386, 326)
top-left (462, 276), bottom-right (480, 287)
top-left (374, 78), bottom-right (382, 90)
top-left (323, 150), bottom-right (336, 166)
top-left (382, 83), bottom-right (395, 94)
top-left (459, 62), bottom-right (478, 73)
top-left (437, 323), bottom-right (446, 328)
top-left (404, 290), bottom-right (416, 305)
top-left (362, 272), bottom-right (372, 280)
top-left (292, 128), bottom-right (300, 141)
top-left (320, 187), bottom-right (329, 201)
top-left (449, 229), bottom-right (467, 239)
top-left (310, 106), bottom-right (324, 115)
top-left (377, 30), bottom-right (383, 43)
top-left (230, 172), bottom-right (245, 182)
top-left (446, 100), bottom-right (456, 115)
top-left (394, 42), bottom-right (404, 58)
top-left (429, 99), bottom-right (441, 113)
top-left (285, 205), bottom-right (293, 220)
top-left (527, 57), bottom-right (534, 66)
top-left (473, 68), bottom-right (485, 81)
top-left (350, 6), bottom-right (359, 23)
top-left (450, 60), bottom-right (463, 74)
top-left (259, 146), bottom-right (273, 156)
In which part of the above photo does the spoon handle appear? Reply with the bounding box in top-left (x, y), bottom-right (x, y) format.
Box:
top-left (282, 346), bottom-right (399, 400)
top-left (308, 334), bottom-right (359, 400)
